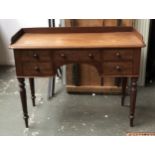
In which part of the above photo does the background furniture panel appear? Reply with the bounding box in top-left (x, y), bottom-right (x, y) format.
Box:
top-left (65, 19), bottom-right (134, 94)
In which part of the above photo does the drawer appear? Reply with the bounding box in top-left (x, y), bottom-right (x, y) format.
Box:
top-left (19, 50), bottom-right (51, 62)
top-left (22, 62), bottom-right (53, 76)
top-left (103, 62), bottom-right (132, 75)
top-left (53, 49), bottom-right (101, 62)
top-left (103, 49), bottom-right (133, 61)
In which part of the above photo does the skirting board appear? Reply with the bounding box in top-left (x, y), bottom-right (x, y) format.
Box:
top-left (66, 85), bottom-right (122, 94)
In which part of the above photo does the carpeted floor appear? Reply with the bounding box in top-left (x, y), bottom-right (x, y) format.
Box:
top-left (0, 66), bottom-right (155, 136)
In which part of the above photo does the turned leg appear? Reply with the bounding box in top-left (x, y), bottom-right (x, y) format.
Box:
top-left (29, 78), bottom-right (36, 107)
top-left (121, 78), bottom-right (128, 106)
top-left (18, 78), bottom-right (29, 128)
top-left (130, 77), bottom-right (138, 127)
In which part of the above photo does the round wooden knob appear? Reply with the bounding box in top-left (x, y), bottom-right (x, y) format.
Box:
top-left (116, 65), bottom-right (121, 71)
top-left (116, 52), bottom-right (121, 57)
top-left (33, 53), bottom-right (38, 59)
top-left (34, 66), bottom-right (40, 72)
top-left (88, 53), bottom-right (94, 59)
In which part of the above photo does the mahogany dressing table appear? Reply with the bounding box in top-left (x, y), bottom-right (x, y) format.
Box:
top-left (10, 27), bottom-right (145, 128)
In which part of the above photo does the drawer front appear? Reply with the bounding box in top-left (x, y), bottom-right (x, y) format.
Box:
top-left (53, 49), bottom-right (101, 63)
top-left (103, 49), bottom-right (133, 61)
top-left (20, 50), bottom-right (51, 62)
top-left (103, 62), bottom-right (132, 75)
top-left (22, 62), bottom-right (53, 76)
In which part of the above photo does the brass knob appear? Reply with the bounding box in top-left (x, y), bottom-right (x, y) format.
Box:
top-left (33, 53), bottom-right (38, 59)
top-left (116, 52), bottom-right (121, 57)
top-left (34, 66), bottom-right (40, 72)
top-left (116, 65), bottom-right (121, 71)
top-left (88, 53), bottom-right (94, 59)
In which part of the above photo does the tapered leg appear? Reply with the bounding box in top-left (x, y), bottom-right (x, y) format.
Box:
top-left (58, 67), bottom-right (62, 76)
top-left (52, 77), bottom-right (55, 97)
top-left (47, 77), bottom-right (56, 99)
top-left (48, 78), bottom-right (52, 99)
top-left (18, 78), bottom-right (29, 128)
top-left (121, 78), bottom-right (128, 106)
top-left (57, 67), bottom-right (62, 78)
top-left (130, 77), bottom-right (138, 127)
top-left (29, 78), bottom-right (36, 107)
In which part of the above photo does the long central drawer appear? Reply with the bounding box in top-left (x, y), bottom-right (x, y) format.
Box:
top-left (52, 49), bottom-right (101, 62)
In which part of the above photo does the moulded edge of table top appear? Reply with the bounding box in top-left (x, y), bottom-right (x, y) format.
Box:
top-left (10, 27), bottom-right (145, 49)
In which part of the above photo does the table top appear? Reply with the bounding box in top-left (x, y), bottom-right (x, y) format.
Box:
top-left (10, 27), bottom-right (145, 49)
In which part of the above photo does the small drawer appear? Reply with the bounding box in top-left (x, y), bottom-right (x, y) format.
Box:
top-left (103, 49), bottom-right (133, 61)
top-left (20, 50), bottom-right (51, 62)
top-left (22, 62), bottom-right (53, 76)
top-left (53, 49), bottom-right (101, 62)
top-left (103, 62), bottom-right (132, 75)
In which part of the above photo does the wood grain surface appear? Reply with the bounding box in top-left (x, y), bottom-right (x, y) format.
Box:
top-left (10, 31), bottom-right (144, 49)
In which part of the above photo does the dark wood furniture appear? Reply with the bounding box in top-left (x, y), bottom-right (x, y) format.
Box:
top-left (10, 27), bottom-right (145, 128)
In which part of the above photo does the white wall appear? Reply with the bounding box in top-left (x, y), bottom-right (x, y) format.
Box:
top-left (0, 19), bottom-right (48, 65)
